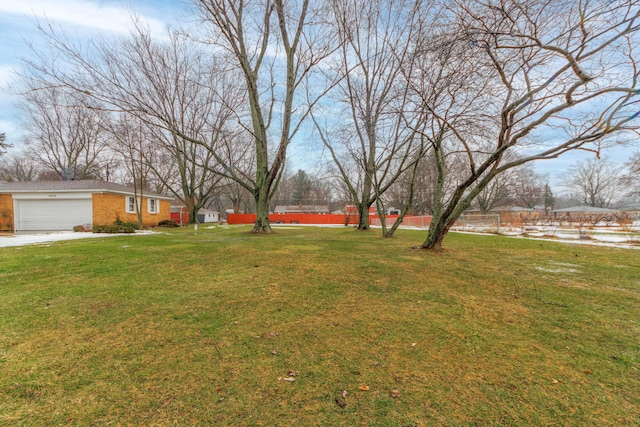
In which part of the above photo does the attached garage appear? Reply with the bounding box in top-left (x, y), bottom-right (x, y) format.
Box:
top-left (0, 180), bottom-right (173, 232)
top-left (14, 196), bottom-right (93, 231)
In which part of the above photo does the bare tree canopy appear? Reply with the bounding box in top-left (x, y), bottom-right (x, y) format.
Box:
top-left (409, 0), bottom-right (640, 249)
top-left (510, 164), bottom-right (547, 209)
top-left (0, 150), bottom-right (42, 182)
top-left (18, 87), bottom-right (108, 180)
top-left (563, 157), bottom-right (623, 208)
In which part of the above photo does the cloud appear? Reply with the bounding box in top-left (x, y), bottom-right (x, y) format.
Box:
top-left (0, 0), bottom-right (168, 36)
top-left (0, 66), bottom-right (15, 88)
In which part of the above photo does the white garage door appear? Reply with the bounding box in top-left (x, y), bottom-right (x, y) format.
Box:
top-left (15, 199), bottom-right (92, 231)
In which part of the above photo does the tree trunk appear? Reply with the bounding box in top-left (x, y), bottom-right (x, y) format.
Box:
top-left (182, 195), bottom-right (197, 224)
top-left (252, 183), bottom-right (271, 233)
top-left (190, 205), bottom-right (199, 225)
top-left (384, 205), bottom-right (409, 238)
top-left (384, 146), bottom-right (424, 238)
top-left (420, 215), bottom-right (453, 250)
top-left (375, 198), bottom-right (387, 235)
top-left (357, 201), bottom-right (373, 230)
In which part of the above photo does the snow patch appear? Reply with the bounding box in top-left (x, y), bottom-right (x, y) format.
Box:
top-left (0, 230), bottom-right (155, 248)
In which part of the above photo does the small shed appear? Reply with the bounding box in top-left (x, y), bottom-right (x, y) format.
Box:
top-left (197, 209), bottom-right (219, 223)
top-left (170, 205), bottom-right (190, 225)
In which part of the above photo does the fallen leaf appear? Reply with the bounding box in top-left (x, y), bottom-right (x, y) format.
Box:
top-left (359, 385), bottom-right (370, 391)
top-left (271, 349), bottom-right (278, 355)
top-left (391, 389), bottom-right (400, 398)
top-left (411, 343), bottom-right (417, 347)
top-left (552, 379), bottom-right (559, 384)
top-left (287, 370), bottom-right (297, 377)
top-left (372, 361), bottom-right (379, 366)
top-left (584, 370), bottom-right (592, 375)
top-left (283, 377), bottom-right (296, 382)
top-left (335, 397), bottom-right (346, 408)
top-left (342, 390), bottom-right (348, 398)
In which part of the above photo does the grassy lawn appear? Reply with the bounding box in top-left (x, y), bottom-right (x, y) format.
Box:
top-left (1, 226), bottom-right (638, 426)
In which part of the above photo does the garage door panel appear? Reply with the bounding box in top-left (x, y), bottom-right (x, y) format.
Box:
top-left (17, 199), bottom-right (92, 231)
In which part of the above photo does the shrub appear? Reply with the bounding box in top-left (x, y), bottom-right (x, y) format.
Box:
top-left (93, 224), bottom-right (136, 234)
top-left (158, 219), bottom-right (179, 228)
top-left (114, 219), bottom-right (141, 230)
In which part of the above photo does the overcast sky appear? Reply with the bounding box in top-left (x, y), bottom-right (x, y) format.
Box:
top-left (0, 0), bottom-right (636, 194)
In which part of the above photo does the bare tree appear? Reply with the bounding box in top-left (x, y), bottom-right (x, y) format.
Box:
top-left (410, 0), bottom-right (640, 250)
top-left (0, 133), bottom-right (9, 156)
top-left (621, 151), bottom-right (640, 198)
top-left (219, 179), bottom-right (255, 214)
top-left (386, 151), bottom-right (468, 216)
top-left (19, 20), bottom-right (248, 224)
top-left (314, 0), bottom-right (426, 232)
top-left (270, 168), bottom-right (333, 209)
top-left (510, 164), bottom-right (546, 209)
top-left (194, 0), bottom-right (334, 232)
top-left (473, 172), bottom-right (512, 213)
top-left (472, 163), bottom-right (546, 212)
top-left (0, 149), bottom-right (42, 181)
top-left (103, 113), bottom-right (156, 224)
top-left (563, 157), bottom-right (623, 208)
top-left (19, 87), bottom-right (109, 180)
top-left (114, 29), bottom-right (237, 224)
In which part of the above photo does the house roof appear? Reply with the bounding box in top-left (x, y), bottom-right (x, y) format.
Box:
top-left (0, 179), bottom-right (173, 200)
top-left (274, 205), bottom-right (330, 213)
top-left (618, 204), bottom-right (640, 211)
top-left (198, 209), bottom-right (219, 214)
top-left (496, 206), bottom-right (538, 212)
top-left (552, 205), bottom-right (618, 213)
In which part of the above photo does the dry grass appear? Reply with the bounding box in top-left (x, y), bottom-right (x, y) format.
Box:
top-left (1, 226), bottom-right (639, 426)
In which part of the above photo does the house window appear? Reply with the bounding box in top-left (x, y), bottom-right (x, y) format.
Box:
top-left (126, 196), bottom-right (136, 214)
top-left (148, 198), bottom-right (159, 214)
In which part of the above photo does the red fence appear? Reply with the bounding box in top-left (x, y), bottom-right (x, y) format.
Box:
top-left (227, 213), bottom-right (354, 225)
top-left (227, 213), bottom-right (411, 226)
top-left (370, 215), bottom-right (432, 228)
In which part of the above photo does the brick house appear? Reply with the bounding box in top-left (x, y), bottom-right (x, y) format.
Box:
top-left (0, 180), bottom-right (172, 232)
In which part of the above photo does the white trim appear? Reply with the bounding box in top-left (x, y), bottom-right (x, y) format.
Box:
top-left (12, 192), bottom-right (92, 200)
top-left (125, 196), bottom-right (137, 214)
top-left (147, 198), bottom-right (159, 214)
